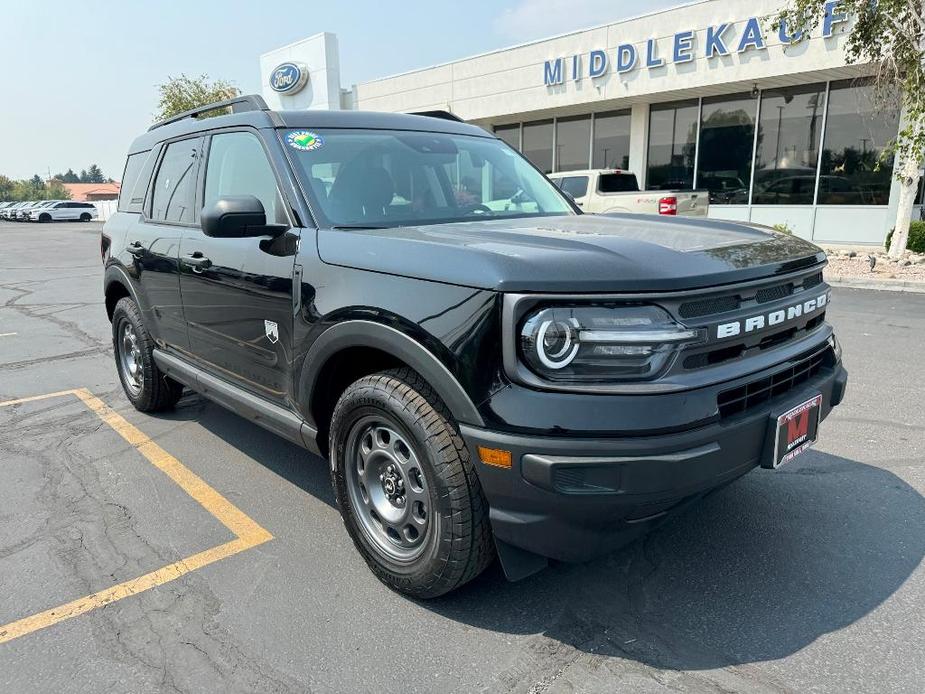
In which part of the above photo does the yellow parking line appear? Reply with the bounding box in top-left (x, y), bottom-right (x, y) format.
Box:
top-left (0, 388), bottom-right (273, 645)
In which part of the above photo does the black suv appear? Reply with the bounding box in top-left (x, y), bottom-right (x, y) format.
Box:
top-left (103, 95), bottom-right (847, 597)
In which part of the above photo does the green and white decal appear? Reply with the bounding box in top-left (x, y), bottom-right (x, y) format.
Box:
top-left (286, 130), bottom-right (324, 152)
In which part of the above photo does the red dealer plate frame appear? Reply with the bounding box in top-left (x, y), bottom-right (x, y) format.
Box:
top-left (768, 394), bottom-right (823, 469)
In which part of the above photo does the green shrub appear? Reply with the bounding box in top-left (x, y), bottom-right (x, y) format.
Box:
top-left (886, 221), bottom-right (925, 253)
top-left (773, 223), bottom-right (793, 235)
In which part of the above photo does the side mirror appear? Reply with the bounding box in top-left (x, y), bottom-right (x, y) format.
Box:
top-left (201, 195), bottom-right (283, 238)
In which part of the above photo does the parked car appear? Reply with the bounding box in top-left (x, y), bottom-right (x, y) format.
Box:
top-left (0, 201), bottom-right (16, 218)
top-left (3, 202), bottom-right (21, 219)
top-left (7, 201), bottom-right (37, 220)
top-left (18, 200), bottom-right (57, 220)
top-left (103, 95), bottom-right (847, 597)
top-left (25, 200), bottom-right (98, 222)
top-left (752, 175), bottom-right (868, 205)
top-left (547, 169), bottom-right (709, 216)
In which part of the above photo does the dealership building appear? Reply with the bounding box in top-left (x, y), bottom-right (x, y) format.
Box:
top-left (259, 0), bottom-right (922, 245)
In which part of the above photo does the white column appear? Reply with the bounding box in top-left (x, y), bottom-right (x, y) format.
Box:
top-left (259, 32), bottom-right (343, 111)
top-left (628, 103), bottom-right (650, 188)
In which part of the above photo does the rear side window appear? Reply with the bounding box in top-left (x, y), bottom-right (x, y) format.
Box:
top-left (559, 176), bottom-right (589, 199)
top-left (598, 173), bottom-right (639, 193)
top-left (119, 148), bottom-right (160, 214)
top-left (151, 139), bottom-right (200, 223)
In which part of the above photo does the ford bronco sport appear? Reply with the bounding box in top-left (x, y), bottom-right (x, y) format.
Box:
top-left (103, 95), bottom-right (847, 598)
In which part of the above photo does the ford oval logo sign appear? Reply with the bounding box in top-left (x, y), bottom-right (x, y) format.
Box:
top-left (269, 62), bottom-right (308, 95)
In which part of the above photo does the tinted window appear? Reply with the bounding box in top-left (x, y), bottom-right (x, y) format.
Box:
top-left (598, 173), bottom-right (639, 193)
top-left (522, 120), bottom-right (553, 174)
top-left (494, 124), bottom-right (520, 151)
top-left (559, 176), bottom-right (589, 198)
top-left (819, 80), bottom-right (900, 205)
top-left (752, 84), bottom-right (825, 204)
top-left (698, 93), bottom-right (756, 204)
top-left (555, 116), bottom-right (590, 172)
top-left (592, 110), bottom-right (631, 169)
top-left (647, 100), bottom-right (698, 190)
top-left (151, 139), bottom-right (199, 223)
top-left (205, 132), bottom-right (286, 224)
top-left (118, 153), bottom-right (147, 212)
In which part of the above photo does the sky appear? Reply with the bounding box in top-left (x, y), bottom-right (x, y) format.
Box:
top-left (0, 0), bottom-right (687, 183)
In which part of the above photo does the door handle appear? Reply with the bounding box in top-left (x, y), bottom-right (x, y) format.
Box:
top-left (126, 241), bottom-right (144, 257)
top-left (183, 252), bottom-right (212, 272)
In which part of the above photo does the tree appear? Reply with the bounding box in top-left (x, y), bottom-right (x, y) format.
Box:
top-left (154, 74), bottom-right (240, 122)
top-left (0, 175), bottom-right (14, 200)
top-left (776, 1), bottom-right (925, 258)
top-left (46, 180), bottom-right (72, 200)
top-left (53, 168), bottom-right (80, 183)
top-left (78, 169), bottom-right (89, 183)
top-left (86, 164), bottom-right (105, 183)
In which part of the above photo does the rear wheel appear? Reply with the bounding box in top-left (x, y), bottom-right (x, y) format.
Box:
top-left (112, 297), bottom-right (183, 412)
top-left (330, 368), bottom-right (494, 598)
top-left (79, 212), bottom-right (91, 222)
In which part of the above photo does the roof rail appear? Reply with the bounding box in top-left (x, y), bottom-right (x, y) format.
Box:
top-left (148, 94), bottom-right (272, 131)
top-left (409, 110), bottom-right (464, 123)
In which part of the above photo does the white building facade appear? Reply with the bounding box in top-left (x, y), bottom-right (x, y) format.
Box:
top-left (260, 0), bottom-right (923, 245)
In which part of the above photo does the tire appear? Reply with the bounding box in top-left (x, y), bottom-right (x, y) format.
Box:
top-left (111, 297), bottom-right (183, 412)
top-left (39, 213), bottom-right (51, 223)
top-left (330, 368), bottom-right (494, 598)
top-left (80, 213), bottom-right (91, 222)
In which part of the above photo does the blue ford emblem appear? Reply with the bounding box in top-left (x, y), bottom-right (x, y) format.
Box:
top-left (269, 62), bottom-right (308, 94)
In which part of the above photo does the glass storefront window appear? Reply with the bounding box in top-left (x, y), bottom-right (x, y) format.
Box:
top-left (494, 124), bottom-right (520, 152)
top-left (752, 84), bottom-right (826, 204)
top-left (646, 100), bottom-right (698, 190)
top-left (522, 120), bottom-right (553, 174)
top-left (592, 110), bottom-right (631, 170)
top-left (555, 115), bottom-right (591, 172)
top-left (697, 94), bottom-right (756, 205)
top-left (819, 80), bottom-right (900, 205)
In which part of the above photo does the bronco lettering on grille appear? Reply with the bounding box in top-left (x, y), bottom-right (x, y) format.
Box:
top-left (716, 292), bottom-right (828, 339)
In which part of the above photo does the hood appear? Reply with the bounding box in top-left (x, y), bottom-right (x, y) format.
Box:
top-left (316, 214), bottom-right (825, 292)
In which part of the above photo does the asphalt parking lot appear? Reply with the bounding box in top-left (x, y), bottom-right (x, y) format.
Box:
top-left (1, 220), bottom-right (923, 694)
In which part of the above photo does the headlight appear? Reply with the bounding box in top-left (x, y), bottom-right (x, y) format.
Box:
top-left (519, 304), bottom-right (703, 382)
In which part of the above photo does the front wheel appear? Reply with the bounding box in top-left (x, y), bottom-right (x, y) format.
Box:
top-left (79, 213), bottom-right (91, 222)
top-left (330, 368), bottom-right (494, 598)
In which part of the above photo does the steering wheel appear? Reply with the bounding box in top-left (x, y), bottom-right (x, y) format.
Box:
top-left (464, 204), bottom-right (493, 216)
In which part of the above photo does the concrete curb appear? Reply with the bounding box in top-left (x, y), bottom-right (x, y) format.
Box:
top-left (828, 276), bottom-right (925, 293)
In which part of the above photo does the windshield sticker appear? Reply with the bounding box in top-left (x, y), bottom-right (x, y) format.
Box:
top-left (286, 130), bottom-right (324, 152)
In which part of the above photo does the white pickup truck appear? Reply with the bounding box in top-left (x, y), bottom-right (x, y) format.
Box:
top-left (548, 169), bottom-right (709, 218)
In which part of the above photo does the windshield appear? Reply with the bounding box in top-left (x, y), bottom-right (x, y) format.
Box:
top-left (283, 128), bottom-right (574, 228)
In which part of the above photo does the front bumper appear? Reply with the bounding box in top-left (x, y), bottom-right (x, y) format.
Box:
top-left (461, 361), bottom-right (848, 570)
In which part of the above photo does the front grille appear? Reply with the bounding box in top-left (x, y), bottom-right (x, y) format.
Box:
top-left (756, 283), bottom-right (792, 303)
top-left (677, 269), bottom-right (824, 320)
top-left (717, 346), bottom-right (832, 418)
top-left (802, 272), bottom-right (823, 289)
top-left (679, 295), bottom-right (740, 319)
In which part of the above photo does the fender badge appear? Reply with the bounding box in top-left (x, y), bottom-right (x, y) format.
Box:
top-left (264, 320), bottom-right (279, 344)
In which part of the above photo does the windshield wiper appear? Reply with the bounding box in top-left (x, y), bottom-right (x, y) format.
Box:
top-left (331, 224), bottom-right (388, 230)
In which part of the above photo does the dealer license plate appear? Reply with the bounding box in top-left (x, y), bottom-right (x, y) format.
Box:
top-left (768, 394), bottom-right (823, 469)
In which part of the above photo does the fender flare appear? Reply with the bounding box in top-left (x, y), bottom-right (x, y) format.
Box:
top-left (103, 264), bottom-right (142, 318)
top-left (300, 320), bottom-right (485, 428)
